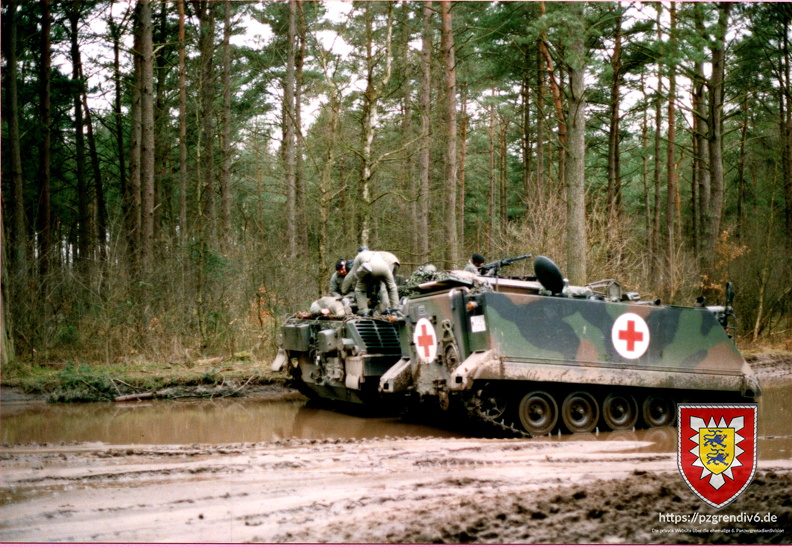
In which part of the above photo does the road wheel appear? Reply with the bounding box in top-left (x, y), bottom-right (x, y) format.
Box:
top-left (518, 391), bottom-right (558, 437)
top-left (601, 392), bottom-right (638, 430)
top-left (476, 383), bottom-right (509, 421)
top-left (641, 394), bottom-right (675, 428)
top-left (561, 391), bottom-right (599, 433)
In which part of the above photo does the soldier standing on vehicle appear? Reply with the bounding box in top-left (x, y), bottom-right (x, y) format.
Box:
top-left (328, 258), bottom-right (350, 297)
top-left (342, 249), bottom-right (401, 315)
top-left (464, 253), bottom-right (485, 273)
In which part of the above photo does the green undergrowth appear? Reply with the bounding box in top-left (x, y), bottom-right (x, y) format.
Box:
top-left (2, 358), bottom-right (289, 403)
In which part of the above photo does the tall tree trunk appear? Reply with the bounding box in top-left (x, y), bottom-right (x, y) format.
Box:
top-left (536, 46), bottom-right (546, 198)
top-left (5, 0), bottom-right (27, 273)
top-left (283, 0), bottom-right (298, 256)
top-left (539, 1), bottom-right (566, 190)
top-left (318, 83), bottom-right (342, 296)
top-left (177, 0), bottom-right (188, 242)
top-left (702, 2), bottom-right (732, 287)
top-left (564, 2), bottom-right (587, 285)
top-left (459, 85), bottom-right (468, 251)
top-left (139, 0), bottom-right (155, 276)
top-left (499, 113), bottom-right (508, 237)
top-left (1, 225), bottom-right (12, 366)
top-left (37, 0), bottom-right (53, 279)
top-left (295, 2), bottom-right (307, 253)
top-left (128, 3), bottom-right (142, 271)
top-left (220, 0), bottom-right (232, 238)
top-left (651, 3), bottom-right (663, 281)
top-left (69, 3), bottom-right (90, 267)
top-left (440, 0), bottom-right (458, 269)
top-left (606, 7), bottom-right (622, 220)
top-left (488, 98), bottom-right (496, 253)
top-left (358, 2), bottom-right (394, 248)
top-left (417, 1), bottom-right (432, 263)
top-left (641, 73), bottom-right (651, 260)
top-left (80, 69), bottom-right (106, 264)
top-left (736, 90), bottom-right (749, 240)
top-left (782, 9), bottom-right (792, 279)
top-left (665, 2), bottom-right (678, 293)
top-left (195, 0), bottom-right (216, 244)
top-left (110, 14), bottom-right (127, 237)
top-left (692, 4), bottom-right (710, 263)
top-left (522, 47), bottom-right (532, 205)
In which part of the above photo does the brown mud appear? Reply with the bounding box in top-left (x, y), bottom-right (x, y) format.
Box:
top-left (1, 354), bottom-right (791, 544)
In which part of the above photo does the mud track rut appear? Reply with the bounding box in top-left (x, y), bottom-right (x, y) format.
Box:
top-left (2, 435), bottom-right (791, 544)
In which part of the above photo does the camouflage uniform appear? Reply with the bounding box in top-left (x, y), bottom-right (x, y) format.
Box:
top-left (342, 250), bottom-right (400, 314)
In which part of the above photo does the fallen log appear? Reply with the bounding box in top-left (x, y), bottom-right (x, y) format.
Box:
top-left (114, 392), bottom-right (154, 402)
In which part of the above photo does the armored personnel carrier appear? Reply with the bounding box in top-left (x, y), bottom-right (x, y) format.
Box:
top-left (272, 256), bottom-right (760, 436)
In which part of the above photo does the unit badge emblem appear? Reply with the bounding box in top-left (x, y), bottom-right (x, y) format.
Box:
top-left (677, 404), bottom-right (757, 509)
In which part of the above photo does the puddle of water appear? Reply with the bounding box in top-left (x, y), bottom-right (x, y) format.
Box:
top-left (0, 397), bottom-right (459, 445)
top-left (1, 383), bottom-right (789, 459)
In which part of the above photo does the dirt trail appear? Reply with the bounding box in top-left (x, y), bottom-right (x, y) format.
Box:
top-left (1, 435), bottom-right (791, 544)
top-left (2, 354), bottom-right (791, 544)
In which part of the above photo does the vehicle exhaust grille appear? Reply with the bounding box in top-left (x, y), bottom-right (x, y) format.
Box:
top-left (349, 319), bottom-right (401, 353)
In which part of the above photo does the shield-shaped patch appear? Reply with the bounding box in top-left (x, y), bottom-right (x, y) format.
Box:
top-left (677, 404), bottom-right (758, 509)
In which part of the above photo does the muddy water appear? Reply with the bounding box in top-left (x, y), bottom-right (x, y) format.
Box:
top-left (0, 397), bottom-right (461, 445)
top-left (2, 383), bottom-right (790, 459)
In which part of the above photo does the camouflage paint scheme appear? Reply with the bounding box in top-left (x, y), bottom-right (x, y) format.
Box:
top-left (390, 278), bottom-right (758, 398)
top-left (274, 264), bottom-right (759, 434)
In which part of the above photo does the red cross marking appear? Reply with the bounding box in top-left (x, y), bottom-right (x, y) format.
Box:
top-left (417, 324), bottom-right (435, 358)
top-left (618, 320), bottom-right (644, 352)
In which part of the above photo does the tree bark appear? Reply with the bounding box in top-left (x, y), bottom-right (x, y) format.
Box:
top-left (194, 0), bottom-right (216, 244)
top-left (488, 99), bottom-right (496, 253)
top-left (564, 2), bottom-right (587, 285)
top-left (692, 4), bottom-right (710, 262)
top-left (782, 8), bottom-right (792, 276)
top-left (522, 45), bottom-right (532, 205)
top-left (665, 2), bottom-right (677, 289)
top-left (69, 2), bottom-right (91, 267)
top-left (440, 0), bottom-right (459, 269)
top-left (128, 3), bottom-right (143, 270)
top-left (641, 73), bottom-right (651, 257)
top-left (283, 0), bottom-right (298, 256)
top-left (417, 1), bottom-right (432, 263)
top-left (500, 112), bottom-right (508, 237)
top-left (221, 0), bottom-right (233, 238)
top-left (651, 3), bottom-right (662, 281)
top-left (536, 46), bottom-right (546, 198)
top-left (702, 2), bottom-right (732, 285)
top-left (606, 7), bottom-right (622, 220)
top-left (539, 1), bottom-right (566, 190)
top-left (139, 0), bottom-right (156, 276)
top-left (5, 0), bottom-right (27, 273)
top-left (110, 13), bottom-right (127, 237)
top-left (357, 2), bottom-right (393, 248)
top-left (177, 0), bottom-right (188, 242)
top-left (295, 2), bottom-right (307, 253)
top-left (37, 0), bottom-right (53, 278)
top-left (458, 84), bottom-right (467, 250)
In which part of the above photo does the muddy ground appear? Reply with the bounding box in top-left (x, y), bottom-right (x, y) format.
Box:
top-left (1, 354), bottom-right (791, 544)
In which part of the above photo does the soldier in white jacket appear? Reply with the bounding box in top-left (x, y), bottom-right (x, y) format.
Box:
top-left (341, 248), bottom-right (400, 315)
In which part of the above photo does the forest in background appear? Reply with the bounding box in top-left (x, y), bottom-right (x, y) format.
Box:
top-left (2, 0), bottom-right (791, 369)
